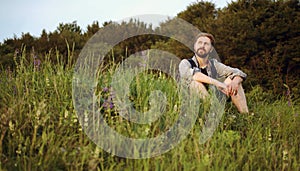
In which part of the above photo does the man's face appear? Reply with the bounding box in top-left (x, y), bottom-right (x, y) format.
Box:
top-left (194, 36), bottom-right (213, 58)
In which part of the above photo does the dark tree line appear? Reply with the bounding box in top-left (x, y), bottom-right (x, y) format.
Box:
top-left (0, 0), bottom-right (299, 98)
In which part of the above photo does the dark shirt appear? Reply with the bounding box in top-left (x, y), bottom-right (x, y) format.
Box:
top-left (200, 67), bottom-right (208, 76)
top-left (200, 67), bottom-right (209, 89)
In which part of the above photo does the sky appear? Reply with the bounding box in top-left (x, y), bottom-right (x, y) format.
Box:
top-left (0, 0), bottom-right (234, 43)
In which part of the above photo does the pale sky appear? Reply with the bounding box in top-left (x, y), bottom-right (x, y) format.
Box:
top-left (0, 0), bottom-right (234, 43)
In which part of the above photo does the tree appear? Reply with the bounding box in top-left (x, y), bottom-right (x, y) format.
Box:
top-left (151, 1), bottom-right (218, 60)
top-left (177, 1), bottom-right (218, 32)
top-left (213, 0), bottom-right (300, 96)
top-left (84, 21), bottom-right (101, 40)
top-left (48, 21), bottom-right (84, 65)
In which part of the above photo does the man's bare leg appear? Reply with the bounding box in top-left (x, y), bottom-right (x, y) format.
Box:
top-left (224, 78), bottom-right (249, 113)
top-left (190, 80), bottom-right (209, 99)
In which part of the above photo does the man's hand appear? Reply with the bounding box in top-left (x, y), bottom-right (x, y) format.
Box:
top-left (214, 80), bottom-right (229, 96)
top-left (227, 76), bottom-right (243, 96)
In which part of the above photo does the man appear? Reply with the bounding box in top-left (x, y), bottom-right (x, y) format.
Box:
top-left (179, 32), bottom-right (249, 113)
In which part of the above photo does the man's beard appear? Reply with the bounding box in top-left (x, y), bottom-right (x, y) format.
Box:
top-left (195, 48), bottom-right (209, 58)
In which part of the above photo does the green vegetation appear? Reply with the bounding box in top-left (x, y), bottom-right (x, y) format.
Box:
top-left (0, 0), bottom-right (299, 170)
top-left (0, 51), bottom-right (299, 170)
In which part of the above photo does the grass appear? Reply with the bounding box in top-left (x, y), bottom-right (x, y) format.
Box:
top-left (0, 51), bottom-right (299, 170)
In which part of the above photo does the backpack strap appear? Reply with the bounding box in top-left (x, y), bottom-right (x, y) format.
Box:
top-left (209, 58), bottom-right (217, 79)
top-left (187, 58), bottom-right (197, 68)
top-left (188, 58), bottom-right (218, 78)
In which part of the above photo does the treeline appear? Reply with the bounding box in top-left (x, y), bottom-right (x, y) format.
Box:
top-left (0, 0), bottom-right (299, 98)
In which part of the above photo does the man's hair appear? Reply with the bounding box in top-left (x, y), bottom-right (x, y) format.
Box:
top-left (194, 32), bottom-right (215, 46)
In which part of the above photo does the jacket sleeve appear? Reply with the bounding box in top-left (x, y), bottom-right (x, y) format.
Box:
top-left (212, 59), bottom-right (247, 80)
top-left (179, 59), bottom-right (196, 83)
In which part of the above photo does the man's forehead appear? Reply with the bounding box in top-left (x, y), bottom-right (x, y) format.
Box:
top-left (196, 36), bottom-right (211, 43)
top-left (194, 33), bottom-right (215, 46)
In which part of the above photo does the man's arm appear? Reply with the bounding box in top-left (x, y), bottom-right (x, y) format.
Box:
top-left (212, 59), bottom-right (247, 80)
top-left (179, 58), bottom-right (230, 95)
top-left (211, 59), bottom-right (247, 96)
top-left (192, 72), bottom-right (229, 95)
top-left (232, 75), bottom-right (244, 84)
top-left (178, 59), bottom-right (194, 80)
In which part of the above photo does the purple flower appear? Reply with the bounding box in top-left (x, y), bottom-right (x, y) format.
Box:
top-left (103, 87), bottom-right (109, 93)
top-left (109, 102), bottom-right (114, 109)
top-left (33, 55), bottom-right (41, 69)
top-left (102, 101), bottom-right (109, 109)
top-left (288, 100), bottom-right (291, 107)
top-left (109, 89), bottom-right (116, 98)
top-left (286, 89), bottom-right (290, 96)
top-left (286, 89), bottom-right (292, 107)
top-left (34, 59), bottom-right (41, 67)
top-left (139, 62), bottom-right (147, 67)
top-left (102, 101), bottom-right (114, 110)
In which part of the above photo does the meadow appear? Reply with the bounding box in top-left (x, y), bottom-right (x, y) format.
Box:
top-left (0, 52), bottom-right (299, 171)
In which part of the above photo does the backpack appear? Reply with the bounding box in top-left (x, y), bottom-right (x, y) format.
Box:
top-left (187, 58), bottom-right (217, 79)
top-left (187, 58), bottom-right (197, 69)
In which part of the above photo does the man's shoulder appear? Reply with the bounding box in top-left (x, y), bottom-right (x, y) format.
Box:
top-left (208, 58), bottom-right (219, 62)
top-left (179, 57), bottom-right (196, 71)
top-left (180, 57), bottom-right (193, 64)
top-left (209, 58), bottom-right (223, 66)
top-left (180, 57), bottom-right (197, 66)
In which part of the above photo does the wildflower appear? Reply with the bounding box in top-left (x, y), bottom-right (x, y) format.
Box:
top-left (139, 62), bottom-right (147, 67)
top-left (102, 101), bottom-right (109, 109)
top-left (33, 55), bottom-right (41, 70)
top-left (16, 144), bottom-right (22, 155)
top-left (282, 150), bottom-right (288, 161)
top-left (110, 91), bottom-right (116, 99)
top-left (109, 102), bottom-right (114, 109)
top-left (285, 86), bottom-right (292, 107)
top-left (268, 132), bottom-right (272, 141)
top-left (45, 77), bottom-right (50, 87)
top-left (73, 118), bottom-right (78, 123)
top-left (174, 104), bottom-right (177, 111)
top-left (14, 49), bottom-right (19, 57)
top-left (288, 100), bottom-right (291, 107)
top-left (36, 109), bottom-right (41, 121)
top-left (9, 120), bottom-right (14, 131)
top-left (93, 147), bottom-right (101, 157)
top-left (103, 87), bottom-right (109, 93)
top-left (144, 127), bottom-right (150, 135)
top-left (16, 149), bottom-right (21, 155)
top-left (64, 110), bottom-right (69, 119)
top-left (286, 88), bottom-right (290, 96)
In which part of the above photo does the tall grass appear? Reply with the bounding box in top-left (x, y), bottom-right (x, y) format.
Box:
top-left (0, 51), bottom-right (299, 170)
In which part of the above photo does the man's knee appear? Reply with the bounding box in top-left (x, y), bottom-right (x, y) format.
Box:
top-left (224, 77), bottom-right (249, 113)
top-left (190, 81), bottom-right (209, 98)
